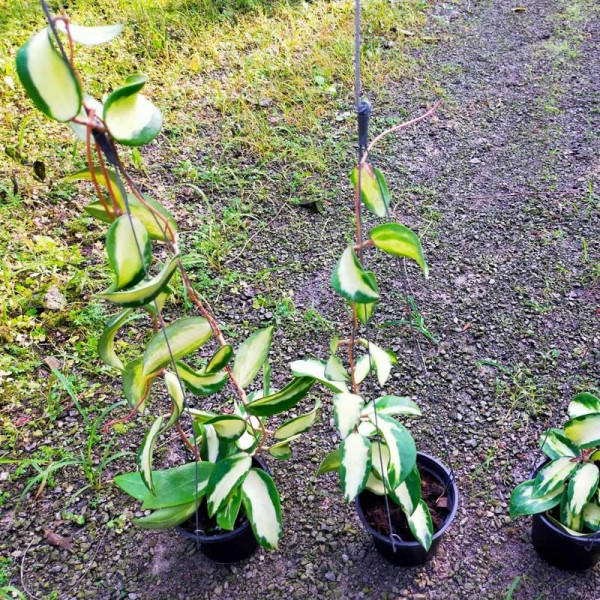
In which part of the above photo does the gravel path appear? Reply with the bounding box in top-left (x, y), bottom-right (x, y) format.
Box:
top-left (5, 0), bottom-right (599, 598)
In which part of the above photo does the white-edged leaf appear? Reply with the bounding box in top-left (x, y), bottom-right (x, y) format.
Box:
top-left (241, 468), bottom-right (282, 550)
top-left (201, 424), bottom-right (228, 463)
top-left (274, 400), bottom-right (320, 440)
top-left (56, 21), bottom-right (123, 45)
top-left (567, 463), bottom-right (599, 516)
top-left (565, 413), bottom-right (600, 449)
top-left (509, 479), bottom-right (565, 518)
top-left (163, 370), bottom-right (184, 429)
top-left (568, 392), bottom-right (600, 418)
top-left (206, 453), bottom-right (252, 516)
top-left (370, 223), bottom-right (429, 278)
top-left (290, 359), bottom-right (349, 393)
top-left (369, 413), bottom-right (416, 488)
top-left (370, 441), bottom-right (390, 481)
top-left (333, 393), bottom-right (364, 439)
top-left (561, 491), bottom-right (584, 532)
top-left (532, 457), bottom-right (579, 497)
top-left (106, 215), bottom-right (151, 291)
top-left (340, 432), bottom-right (371, 502)
top-left (406, 500), bottom-right (434, 550)
top-left (540, 428), bottom-right (579, 460)
top-left (104, 74), bottom-right (162, 146)
top-left (362, 396), bottom-right (422, 418)
top-left (137, 415), bottom-right (164, 492)
top-left (204, 415), bottom-right (247, 441)
top-left (246, 377), bottom-right (314, 417)
top-left (232, 326), bottom-right (274, 388)
top-left (206, 345), bottom-right (233, 374)
top-left (97, 254), bottom-right (181, 308)
top-left (142, 317), bottom-right (212, 376)
top-left (98, 309), bottom-right (137, 371)
top-left (176, 362), bottom-right (228, 396)
top-left (331, 247), bottom-right (379, 304)
top-left (16, 28), bottom-right (82, 121)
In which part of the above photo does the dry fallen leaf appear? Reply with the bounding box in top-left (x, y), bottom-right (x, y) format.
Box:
top-left (512, 6), bottom-right (526, 12)
top-left (44, 529), bottom-right (74, 553)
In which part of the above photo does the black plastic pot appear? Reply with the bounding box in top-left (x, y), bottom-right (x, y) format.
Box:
top-left (529, 462), bottom-right (600, 570)
top-left (175, 457), bottom-right (267, 564)
top-left (355, 452), bottom-right (459, 566)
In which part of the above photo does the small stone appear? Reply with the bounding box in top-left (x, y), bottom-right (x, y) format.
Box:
top-left (325, 572), bottom-right (336, 582)
top-left (43, 286), bottom-right (67, 311)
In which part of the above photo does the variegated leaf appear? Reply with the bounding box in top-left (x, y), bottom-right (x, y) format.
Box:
top-left (566, 463), bottom-right (599, 517)
top-left (206, 345), bottom-right (233, 374)
top-left (568, 392), bottom-right (600, 418)
top-left (583, 499), bottom-right (600, 531)
top-left (350, 163), bottom-right (390, 217)
top-left (241, 468), bottom-right (282, 550)
top-left (176, 362), bottom-right (228, 396)
top-left (56, 21), bottom-right (123, 45)
top-left (98, 309), bottom-right (136, 371)
top-left (331, 247), bottom-right (379, 304)
top-left (290, 359), bottom-right (349, 393)
top-left (163, 370), bottom-right (184, 429)
top-left (370, 223), bottom-right (429, 277)
top-left (390, 467), bottom-right (421, 515)
top-left (362, 395), bottom-right (422, 418)
top-left (509, 479), bottom-right (565, 518)
top-left (540, 428), bottom-right (579, 460)
top-left (246, 377), bottom-right (314, 417)
top-left (274, 400), bottom-right (320, 440)
top-left (232, 326), bottom-right (274, 388)
top-left (406, 500), bottom-right (434, 550)
top-left (268, 434), bottom-right (301, 460)
top-left (206, 452), bottom-right (252, 516)
top-left (333, 393), bottom-right (364, 439)
top-left (325, 354), bottom-right (349, 381)
top-left (565, 413), bottom-right (600, 449)
top-left (340, 432), bottom-right (371, 502)
top-left (216, 489), bottom-right (243, 531)
top-left (137, 415), bottom-right (164, 492)
top-left (533, 457), bottom-right (579, 497)
top-left (204, 415), bottom-right (247, 441)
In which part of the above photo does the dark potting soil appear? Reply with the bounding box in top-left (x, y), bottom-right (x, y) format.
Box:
top-left (364, 472), bottom-right (450, 539)
top-left (179, 498), bottom-right (248, 536)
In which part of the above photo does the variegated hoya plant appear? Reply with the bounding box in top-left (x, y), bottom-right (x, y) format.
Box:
top-left (291, 144), bottom-right (437, 548)
top-left (16, 6), bottom-right (320, 550)
top-left (510, 392), bottom-right (600, 536)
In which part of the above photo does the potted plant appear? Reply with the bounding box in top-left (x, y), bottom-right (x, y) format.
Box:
top-left (510, 391), bottom-right (600, 570)
top-left (291, 103), bottom-right (459, 565)
top-left (16, 2), bottom-right (319, 562)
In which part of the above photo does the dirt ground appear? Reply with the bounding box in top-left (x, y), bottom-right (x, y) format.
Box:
top-left (2, 0), bottom-right (599, 598)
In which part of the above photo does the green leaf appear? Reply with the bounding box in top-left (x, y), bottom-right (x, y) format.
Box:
top-left (331, 247), bottom-right (379, 304)
top-left (98, 309), bottom-right (136, 371)
top-left (564, 413), bottom-right (600, 449)
top-left (568, 392), bottom-right (600, 418)
top-left (263, 360), bottom-right (272, 396)
top-left (216, 489), bottom-right (243, 531)
top-left (369, 414), bottom-right (416, 488)
top-left (142, 317), bottom-right (212, 376)
top-left (290, 359), bottom-right (349, 393)
top-left (206, 345), bottom-right (233, 374)
top-left (583, 499), bottom-right (600, 531)
top-left (316, 448), bottom-right (341, 476)
top-left (325, 354), bottom-right (349, 381)
top-left (104, 74), bottom-right (162, 146)
top-left (406, 500), bottom-right (434, 551)
top-left (540, 428), bottom-right (579, 460)
top-left (241, 468), bottom-right (282, 550)
top-left (137, 415), bottom-right (164, 492)
top-left (232, 326), bottom-right (274, 388)
top-left (268, 434), bottom-right (301, 460)
top-left (509, 479), bottom-right (564, 518)
top-left (370, 223), bottom-right (429, 278)
top-left (362, 396), bottom-right (422, 418)
top-left (350, 163), bottom-right (390, 217)
top-left (204, 415), bottom-right (247, 441)
top-left (274, 400), bottom-right (320, 440)
top-left (106, 215), bottom-right (151, 291)
top-left (533, 457), bottom-right (579, 497)
top-left (390, 467), bottom-right (422, 515)
top-left (97, 254), bottom-right (181, 308)
top-left (566, 463), bottom-right (599, 517)
top-left (16, 28), bottom-right (82, 122)
top-left (56, 22), bottom-right (123, 45)
top-left (140, 462), bottom-right (214, 509)
top-left (133, 501), bottom-right (197, 529)
top-left (206, 453), bottom-right (252, 516)
top-left (176, 362), bottom-right (228, 396)
top-left (114, 471), bottom-right (151, 501)
top-left (333, 393), bottom-right (364, 439)
top-left (246, 377), bottom-right (315, 417)
top-left (340, 432), bottom-right (371, 502)
top-left (122, 357), bottom-right (152, 412)
top-left (163, 371), bottom-right (185, 429)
